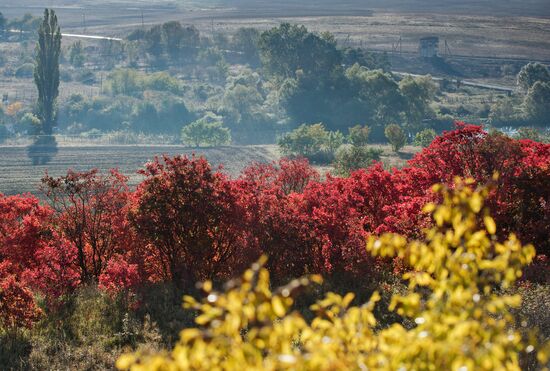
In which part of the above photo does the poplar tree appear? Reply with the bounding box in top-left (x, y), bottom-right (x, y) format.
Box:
top-left (34, 9), bottom-right (61, 135)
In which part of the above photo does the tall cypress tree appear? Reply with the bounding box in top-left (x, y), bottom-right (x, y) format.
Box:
top-left (34, 9), bottom-right (61, 135)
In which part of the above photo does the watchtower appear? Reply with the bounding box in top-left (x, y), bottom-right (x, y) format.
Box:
top-left (419, 36), bottom-right (439, 58)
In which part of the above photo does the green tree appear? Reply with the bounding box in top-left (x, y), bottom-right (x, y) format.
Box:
top-left (182, 113), bottom-right (231, 147)
top-left (69, 40), bottom-right (85, 67)
top-left (399, 75), bottom-right (437, 130)
top-left (488, 97), bottom-right (519, 125)
top-left (346, 65), bottom-right (404, 126)
top-left (106, 68), bottom-right (143, 96)
top-left (0, 12), bottom-right (6, 39)
top-left (232, 28), bottom-right (260, 63)
top-left (515, 127), bottom-right (541, 142)
top-left (278, 123), bottom-right (330, 159)
top-left (348, 124), bottom-right (370, 146)
top-left (414, 128), bottom-right (437, 147)
top-left (34, 9), bottom-right (61, 135)
top-left (523, 81), bottom-right (550, 125)
top-left (326, 130), bottom-right (345, 155)
top-left (162, 21), bottom-right (185, 61)
top-left (333, 145), bottom-right (382, 176)
top-left (385, 123), bottom-right (407, 152)
top-left (145, 25), bottom-right (164, 64)
top-left (517, 63), bottom-right (550, 91)
top-left (258, 23), bottom-right (341, 79)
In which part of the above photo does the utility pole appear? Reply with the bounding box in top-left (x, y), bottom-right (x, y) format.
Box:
top-left (82, 13), bottom-right (86, 32)
top-left (392, 36), bottom-right (402, 55)
top-left (141, 9), bottom-right (145, 29)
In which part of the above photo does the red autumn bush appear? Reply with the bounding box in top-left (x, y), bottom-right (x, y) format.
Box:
top-left (408, 122), bottom-right (550, 255)
top-left (41, 169), bottom-right (133, 283)
top-left (129, 155), bottom-right (253, 286)
top-left (0, 193), bottom-right (54, 273)
top-left (0, 270), bottom-right (42, 329)
top-left (0, 193), bottom-right (80, 315)
top-left (240, 157), bottom-right (320, 194)
top-left (98, 255), bottom-right (140, 295)
top-left (21, 236), bottom-right (80, 301)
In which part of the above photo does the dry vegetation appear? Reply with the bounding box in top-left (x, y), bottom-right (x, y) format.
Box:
top-left (2, 1), bottom-right (549, 61)
top-left (0, 144), bottom-right (280, 195)
top-left (0, 143), bottom-right (417, 195)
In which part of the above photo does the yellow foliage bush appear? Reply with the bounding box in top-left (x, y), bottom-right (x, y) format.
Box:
top-left (117, 177), bottom-right (549, 371)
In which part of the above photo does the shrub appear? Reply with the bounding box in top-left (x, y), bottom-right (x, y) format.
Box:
top-left (414, 128), bottom-right (437, 147)
top-left (240, 157), bottom-right (319, 195)
top-left (145, 72), bottom-right (182, 94)
top-left (19, 112), bottom-right (41, 133)
top-left (117, 179), bottom-right (550, 370)
top-left (333, 145), bottom-right (382, 176)
top-left (515, 126), bottom-right (541, 142)
top-left (181, 114), bottom-right (231, 147)
top-left (523, 81), bottom-right (550, 125)
top-left (40, 169), bottom-right (132, 284)
top-left (0, 272), bottom-right (42, 329)
top-left (348, 124), bottom-right (370, 146)
top-left (517, 62), bottom-right (550, 91)
top-left (106, 69), bottom-right (143, 96)
top-left (69, 40), bottom-right (85, 67)
top-left (0, 123), bottom-right (9, 142)
top-left (14, 63), bottom-right (34, 78)
top-left (409, 122), bottom-right (550, 255)
top-left (128, 155), bottom-right (252, 286)
top-left (278, 123), bottom-right (341, 163)
top-left (385, 123), bottom-right (407, 152)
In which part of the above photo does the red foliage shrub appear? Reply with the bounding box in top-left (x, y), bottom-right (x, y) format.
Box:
top-left (408, 122), bottom-right (550, 254)
top-left (129, 155), bottom-right (252, 286)
top-left (240, 157), bottom-right (320, 194)
top-left (98, 255), bottom-right (140, 295)
top-left (0, 193), bottom-right (54, 273)
top-left (21, 236), bottom-right (80, 301)
top-left (0, 193), bottom-right (79, 309)
top-left (41, 169), bottom-right (132, 283)
top-left (0, 272), bottom-right (42, 329)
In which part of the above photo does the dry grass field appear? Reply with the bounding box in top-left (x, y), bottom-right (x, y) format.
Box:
top-left (0, 144), bottom-right (280, 195)
top-left (1, 1), bottom-right (549, 61)
top-left (0, 143), bottom-right (416, 195)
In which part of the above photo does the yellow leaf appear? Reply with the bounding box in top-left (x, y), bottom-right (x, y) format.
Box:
top-left (484, 216), bottom-right (496, 235)
top-left (272, 296), bottom-right (286, 317)
top-left (115, 354), bottom-right (136, 370)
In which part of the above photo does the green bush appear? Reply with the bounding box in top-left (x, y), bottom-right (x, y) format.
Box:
top-left (348, 124), bottom-right (370, 146)
top-left (15, 63), bottom-right (34, 78)
top-left (515, 127), bottom-right (541, 142)
top-left (107, 69), bottom-right (143, 96)
top-left (523, 81), bottom-right (550, 125)
top-left (414, 128), bottom-right (437, 147)
top-left (0, 123), bottom-right (9, 142)
top-left (517, 62), bottom-right (550, 91)
top-left (145, 72), bottom-right (182, 94)
top-left (278, 123), bottom-right (341, 163)
top-left (181, 113), bottom-right (231, 147)
top-left (69, 40), bottom-right (85, 67)
top-left (19, 112), bottom-right (41, 133)
top-left (385, 123), bottom-right (407, 152)
top-left (333, 145), bottom-right (382, 176)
